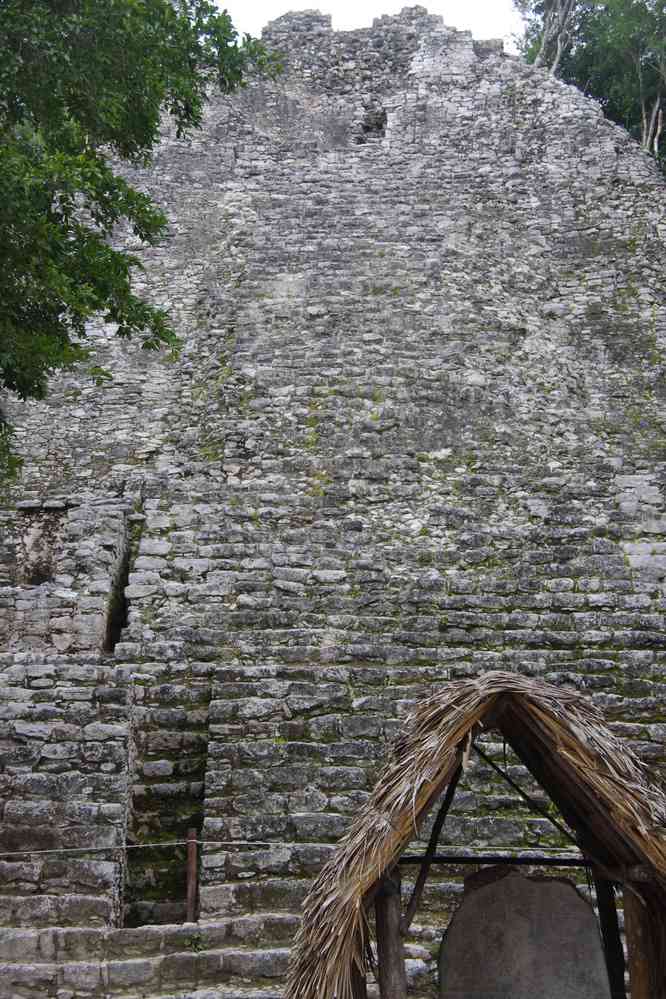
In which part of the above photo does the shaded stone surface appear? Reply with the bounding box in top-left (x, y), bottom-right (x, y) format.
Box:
top-left (438, 870), bottom-right (611, 999)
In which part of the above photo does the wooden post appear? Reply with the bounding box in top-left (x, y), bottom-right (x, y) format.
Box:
top-left (592, 874), bottom-right (626, 999)
top-left (375, 867), bottom-right (408, 999)
top-left (624, 890), bottom-right (651, 999)
top-left (185, 827), bottom-right (198, 923)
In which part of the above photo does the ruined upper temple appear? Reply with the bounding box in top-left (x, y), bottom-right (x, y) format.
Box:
top-left (1, 7), bottom-right (666, 996)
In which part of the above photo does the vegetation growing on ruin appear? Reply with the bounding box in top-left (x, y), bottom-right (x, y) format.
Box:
top-left (0, 0), bottom-right (278, 478)
top-left (515, 1), bottom-right (665, 161)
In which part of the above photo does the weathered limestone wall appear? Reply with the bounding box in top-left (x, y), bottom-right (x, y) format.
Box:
top-left (0, 498), bottom-right (136, 654)
top-left (0, 654), bottom-right (129, 929)
top-left (1, 6), bottom-right (666, 996)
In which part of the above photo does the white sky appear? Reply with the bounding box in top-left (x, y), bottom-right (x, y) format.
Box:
top-left (220, 1), bottom-right (525, 51)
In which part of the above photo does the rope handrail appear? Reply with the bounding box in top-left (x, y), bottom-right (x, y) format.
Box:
top-left (0, 839), bottom-right (279, 858)
top-left (0, 840), bottom-right (593, 861)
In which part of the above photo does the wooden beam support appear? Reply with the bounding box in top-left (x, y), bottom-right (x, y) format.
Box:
top-left (624, 889), bottom-right (650, 999)
top-left (398, 855), bottom-right (653, 881)
top-left (497, 706), bottom-right (625, 871)
top-left (474, 742), bottom-right (577, 847)
top-left (375, 867), bottom-right (408, 999)
top-left (592, 874), bottom-right (626, 999)
top-left (402, 760), bottom-right (462, 933)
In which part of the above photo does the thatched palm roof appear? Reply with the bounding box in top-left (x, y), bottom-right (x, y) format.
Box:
top-left (285, 671), bottom-right (666, 999)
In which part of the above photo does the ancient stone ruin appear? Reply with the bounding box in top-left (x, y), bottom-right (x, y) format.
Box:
top-left (1, 5), bottom-right (665, 997)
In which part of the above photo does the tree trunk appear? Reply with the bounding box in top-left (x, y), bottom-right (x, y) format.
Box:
top-left (644, 96), bottom-right (661, 153)
top-left (654, 106), bottom-right (663, 157)
top-left (535, 0), bottom-right (576, 74)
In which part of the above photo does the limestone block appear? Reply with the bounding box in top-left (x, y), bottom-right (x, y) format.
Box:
top-left (59, 960), bottom-right (104, 991)
top-left (106, 957), bottom-right (157, 989)
top-left (438, 870), bottom-right (611, 999)
top-left (0, 961), bottom-right (57, 994)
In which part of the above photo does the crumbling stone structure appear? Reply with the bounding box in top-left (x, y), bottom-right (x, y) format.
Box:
top-left (1, 6), bottom-right (665, 996)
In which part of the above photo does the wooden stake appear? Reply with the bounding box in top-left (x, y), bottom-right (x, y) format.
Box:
top-left (592, 874), bottom-right (626, 999)
top-left (624, 890), bottom-right (650, 999)
top-left (185, 827), bottom-right (198, 923)
top-left (375, 867), bottom-right (408, 999)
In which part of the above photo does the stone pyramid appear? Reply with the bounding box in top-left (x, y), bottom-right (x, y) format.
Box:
top-left (1, 7), bottom-right (665, 997)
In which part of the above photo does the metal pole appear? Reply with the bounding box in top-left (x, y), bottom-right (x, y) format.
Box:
top-left (399, 853), bottom-right (586, 867)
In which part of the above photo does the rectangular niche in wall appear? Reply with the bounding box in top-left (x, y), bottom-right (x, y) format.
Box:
top-left (16, 500), bottom-right (67, 585)
top-left (123, 667), bottom-right (212, 927)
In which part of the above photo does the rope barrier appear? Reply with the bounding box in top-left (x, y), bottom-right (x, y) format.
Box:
top-left (0, 839), bottom-right (280, 859)
top-left (0, 840), bottom-right (589, 860)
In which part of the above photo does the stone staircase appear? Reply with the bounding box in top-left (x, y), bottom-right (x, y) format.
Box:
top-left (0, 910), bottom-right (442, 999)
top-left (109, 467), bottom-right (658, 968)
top-left (0, 915), bottom-right (293, 999)
top-left (122, 660), bottom-right (212, 927)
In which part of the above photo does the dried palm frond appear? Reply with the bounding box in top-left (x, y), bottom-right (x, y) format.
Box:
top-left (285, 670), bottom-right (666, 999)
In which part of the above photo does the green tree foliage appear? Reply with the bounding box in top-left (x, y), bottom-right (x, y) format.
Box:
top-left (0, 0), bottom-right (275, 477)
top-left (515, 1), bottom-right (665, 159)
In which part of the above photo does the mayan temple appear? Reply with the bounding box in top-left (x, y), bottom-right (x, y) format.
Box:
top-left (1, 6), bottom-right (666, 997)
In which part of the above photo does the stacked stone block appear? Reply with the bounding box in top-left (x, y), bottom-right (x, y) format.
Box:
top-left (0, 498), bottom-right (135, 655)
top-left (1, 6), bottom-right (666, 997)
top-left (123, 658), bottom-right (212, 927)
top-left (0, 918), bottom-right (291, 998)
top-left (0, 654), bottom-right (129, 928)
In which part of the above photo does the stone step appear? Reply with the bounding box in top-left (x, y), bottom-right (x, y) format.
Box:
top-left (0, 946), bottom-right (291, 998)
top-left (0, 816), bottom-right (124, 852)
top-left (0, 920), bottom-right (438, 998)
top-left (201, 813), bottom-right (353, 847)
top-left (207, 663), bottom-right (449, 687)
top-left (200, 872), bottom-right (464, 928)
top-left (0, 892), bottom-right (116, 928)
top-left (196, 627), bottom-right (442, 650)
top-left (0, 656), bottom-right (123, 688)
top-left (0, 689), bottom-right (129, 718)
top-left (0, 915), bottom-right (300, 963)
top-left (124, 898), bottom-right (188, 930)
top-left (0, 857), bottom-right (118, 899)
top-left (200, 879), bottom-right (308, 919)
top-left (205, 735), bottom-right (381, 769)
top-left (200, 842), bottom-right (335, 884)
top-left (149, 990), bottom-right (282, 999)
top-left (0, 771), bottom-right (128, 807)
top-left (1, 798), bottom-right (125, 831)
